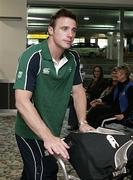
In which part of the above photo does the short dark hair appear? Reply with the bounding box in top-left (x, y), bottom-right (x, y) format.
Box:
top-left (49, 8), bottom-right (77, 28)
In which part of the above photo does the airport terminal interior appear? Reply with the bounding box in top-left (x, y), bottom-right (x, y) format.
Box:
top-left (27, 3), bottom-right (133, 84)
top-left (1, 0), bottom-right (133, 179)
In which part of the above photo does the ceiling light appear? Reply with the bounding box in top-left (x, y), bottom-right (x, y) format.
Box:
top-left (92, 25), bottom-right (115, 28)
top-left (83, 24), bottom-right (115, 28)
top-left (28, 17), bottom-right (50, 21)
top-left (28, 8), bottom-right (59, 14)
top-left (83, 16), bottom-right (90, 21)
top-left (117, 20), bottom-right (121, 23)
top-left (28, 23), bottom-right (48, 26)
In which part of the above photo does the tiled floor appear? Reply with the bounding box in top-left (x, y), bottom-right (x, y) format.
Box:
top-left (0, 110), bottom-right (78, 180)
top-left (0, 114), bottom-right (22, 180)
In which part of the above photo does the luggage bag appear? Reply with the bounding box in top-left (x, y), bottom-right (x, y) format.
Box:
top-left (56, 126), bottom-right (133, 180)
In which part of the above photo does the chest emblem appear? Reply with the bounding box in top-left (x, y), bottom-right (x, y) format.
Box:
top-left (42, 68), bottom-right (50, 75)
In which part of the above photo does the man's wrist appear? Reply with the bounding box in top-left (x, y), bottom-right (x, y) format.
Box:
top-left (79, 120), bottom-right (88, 126)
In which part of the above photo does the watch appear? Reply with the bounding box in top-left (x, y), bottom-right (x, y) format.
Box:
top-left (79, 120), bottom-right (88, 126)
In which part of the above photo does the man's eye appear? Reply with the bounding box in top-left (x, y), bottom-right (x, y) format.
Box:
top-left (72, 28), bottom-right (77, 33)
top-left (61, 27), bottom-right (68, 31)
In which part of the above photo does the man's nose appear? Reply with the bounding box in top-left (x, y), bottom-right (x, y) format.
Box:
top-left (68, 30), bottom-right (74, 37)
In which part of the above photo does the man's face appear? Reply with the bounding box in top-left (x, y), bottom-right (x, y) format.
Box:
top-left (49, 17), bottom-right (77, 50)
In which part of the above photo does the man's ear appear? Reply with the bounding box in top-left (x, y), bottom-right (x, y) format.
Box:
top-left (48, 26), bottom-right (53, 36)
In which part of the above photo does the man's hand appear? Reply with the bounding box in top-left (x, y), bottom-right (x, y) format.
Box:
top-left (79, 123), bottom-right (95, 132)
top-left (43, 135), bottom-right (70, 160)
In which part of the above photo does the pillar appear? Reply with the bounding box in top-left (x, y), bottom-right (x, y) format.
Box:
top-left (0, 0), bottom-right (27, 81)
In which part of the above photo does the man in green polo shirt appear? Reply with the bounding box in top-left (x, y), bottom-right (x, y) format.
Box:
top-left (14, 8), bottom-right (94, 180)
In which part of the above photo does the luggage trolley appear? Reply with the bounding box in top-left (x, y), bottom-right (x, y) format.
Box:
top-left (55, 118), bottom-right (133, 180)
top-left (56, 156), bottom-right (133, 180)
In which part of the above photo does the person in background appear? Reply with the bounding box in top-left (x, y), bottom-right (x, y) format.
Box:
top-left (87, 67), bottom-right (118, 128)
top-left (111, 64), bottom-right (133, 128)
top-left (86, 65), bottom-right (108, 109)
top-left (89, 64), bottom-right (133, 129)
top-left (14, 9), bottom-right (94, 180)
top-left (100, 67), bottom-right (118, 98)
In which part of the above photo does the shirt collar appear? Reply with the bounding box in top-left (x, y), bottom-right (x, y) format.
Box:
top-left (41, 39), bottom-right (71, 62)
top-left (52, 56), bottom-right (68, 65)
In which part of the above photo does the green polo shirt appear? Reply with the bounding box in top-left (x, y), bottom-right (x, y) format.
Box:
top-left (14, 39), bottom-right (82, 139)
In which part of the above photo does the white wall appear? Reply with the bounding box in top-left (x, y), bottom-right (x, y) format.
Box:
top-left (0, 0), bottom-right (27, 81)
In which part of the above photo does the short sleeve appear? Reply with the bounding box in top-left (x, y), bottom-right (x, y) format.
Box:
top-left (72, 51), bottom-right (82, 85)
top-left (14, 51), bottom-right (41, 92)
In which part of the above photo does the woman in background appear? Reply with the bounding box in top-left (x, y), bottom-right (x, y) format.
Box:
top-left (87, 67), bottom-right (118, 128)
top-left (86, 65), bottom-right (108, 108)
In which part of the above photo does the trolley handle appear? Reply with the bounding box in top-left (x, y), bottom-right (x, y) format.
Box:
top-left (54, 154), bottom-right (70, 180)
top-left (54, 154), bottom-right (81, 180)
top-left (101, 117), bottom-right (116, 127)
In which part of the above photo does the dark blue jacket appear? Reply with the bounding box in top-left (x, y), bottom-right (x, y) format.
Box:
top-left (114, 81), bottom-right (133, 112)
top-left (113, 81), bottom-right (133, 126)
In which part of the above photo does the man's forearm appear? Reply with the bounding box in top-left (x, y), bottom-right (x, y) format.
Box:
top-left (72, 85), bottom-right (95, 131)
top-left (16, 98), bottom-right (53, 141)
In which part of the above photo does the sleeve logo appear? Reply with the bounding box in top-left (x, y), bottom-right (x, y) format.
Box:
top-left (17, 71), bottom-right (23, 79)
